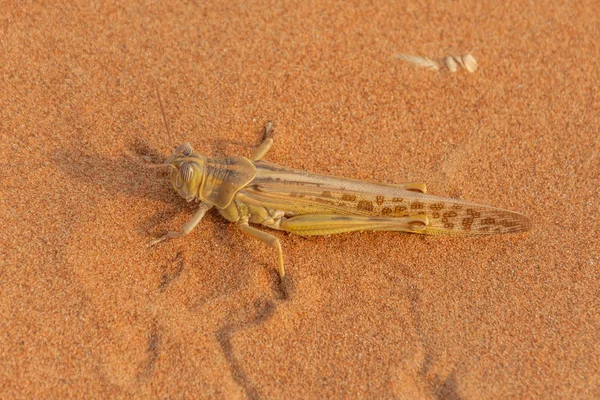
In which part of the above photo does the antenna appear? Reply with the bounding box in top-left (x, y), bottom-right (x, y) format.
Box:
top-left (154, 77), bottom-right (172, 141)
top-left (147, 77), bottom-right (176, 170)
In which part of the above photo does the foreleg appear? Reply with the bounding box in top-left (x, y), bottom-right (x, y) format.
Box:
top-left (148, 202), bottom-right (213, 246)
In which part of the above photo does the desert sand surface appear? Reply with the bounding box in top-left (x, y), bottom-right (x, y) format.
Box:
top-left (1, 1), bottom-right (598, 398)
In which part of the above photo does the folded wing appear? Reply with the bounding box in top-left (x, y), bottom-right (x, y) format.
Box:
top-left (242, 161), bottom-right (531, 235)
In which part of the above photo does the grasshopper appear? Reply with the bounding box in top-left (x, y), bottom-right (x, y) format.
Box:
top-left (148, 122), bottom-right (531, 278)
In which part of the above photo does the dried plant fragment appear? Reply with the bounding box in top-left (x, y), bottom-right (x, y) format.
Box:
top-left (445, 54), bottom-right (478, 73)
top-left (397, 53), bottom-right (478, 73)
top-left (395, 54), bottom-right (440, 71)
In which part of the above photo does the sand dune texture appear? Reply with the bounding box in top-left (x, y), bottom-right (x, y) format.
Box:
top-left (1, 1), bottom-right (598, 398)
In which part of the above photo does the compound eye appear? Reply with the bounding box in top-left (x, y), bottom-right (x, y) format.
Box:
top-left (180, 162), bottom-right (194, 182)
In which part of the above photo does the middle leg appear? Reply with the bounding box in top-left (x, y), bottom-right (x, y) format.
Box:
top-left (238, 222), bottom-right (286, 278)
top-left (251, 121), bottom-right (274, 161)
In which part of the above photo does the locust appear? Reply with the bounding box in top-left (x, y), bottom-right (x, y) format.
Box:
top-left (148, 122), bottom-right (531, 278)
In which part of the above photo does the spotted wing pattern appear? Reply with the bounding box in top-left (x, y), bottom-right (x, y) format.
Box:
top-left (242, 161), bottom-right (531, 235)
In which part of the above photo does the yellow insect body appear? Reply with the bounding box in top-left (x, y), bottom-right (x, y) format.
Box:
top-left (150, 137), bottom-right (531, 278)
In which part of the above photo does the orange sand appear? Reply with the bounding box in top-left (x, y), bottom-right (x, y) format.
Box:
top-left (1, 1), bottom-right (598, 398)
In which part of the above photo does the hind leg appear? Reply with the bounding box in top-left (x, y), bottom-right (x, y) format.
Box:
top-left (280, 214), bottom-right (429, 236)
top-left (395, 182), bottom-right (427, 193)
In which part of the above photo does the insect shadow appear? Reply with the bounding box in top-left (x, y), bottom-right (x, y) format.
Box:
top-left (53, 135), bottom-right (255, 235)
top-left (216, 298), bottom-right (276, 400)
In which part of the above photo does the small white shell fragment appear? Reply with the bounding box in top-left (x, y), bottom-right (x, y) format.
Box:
top-left (445, 56), bottom-right (459, 72)
top-left (461, 54), bottom-right (478, 73)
